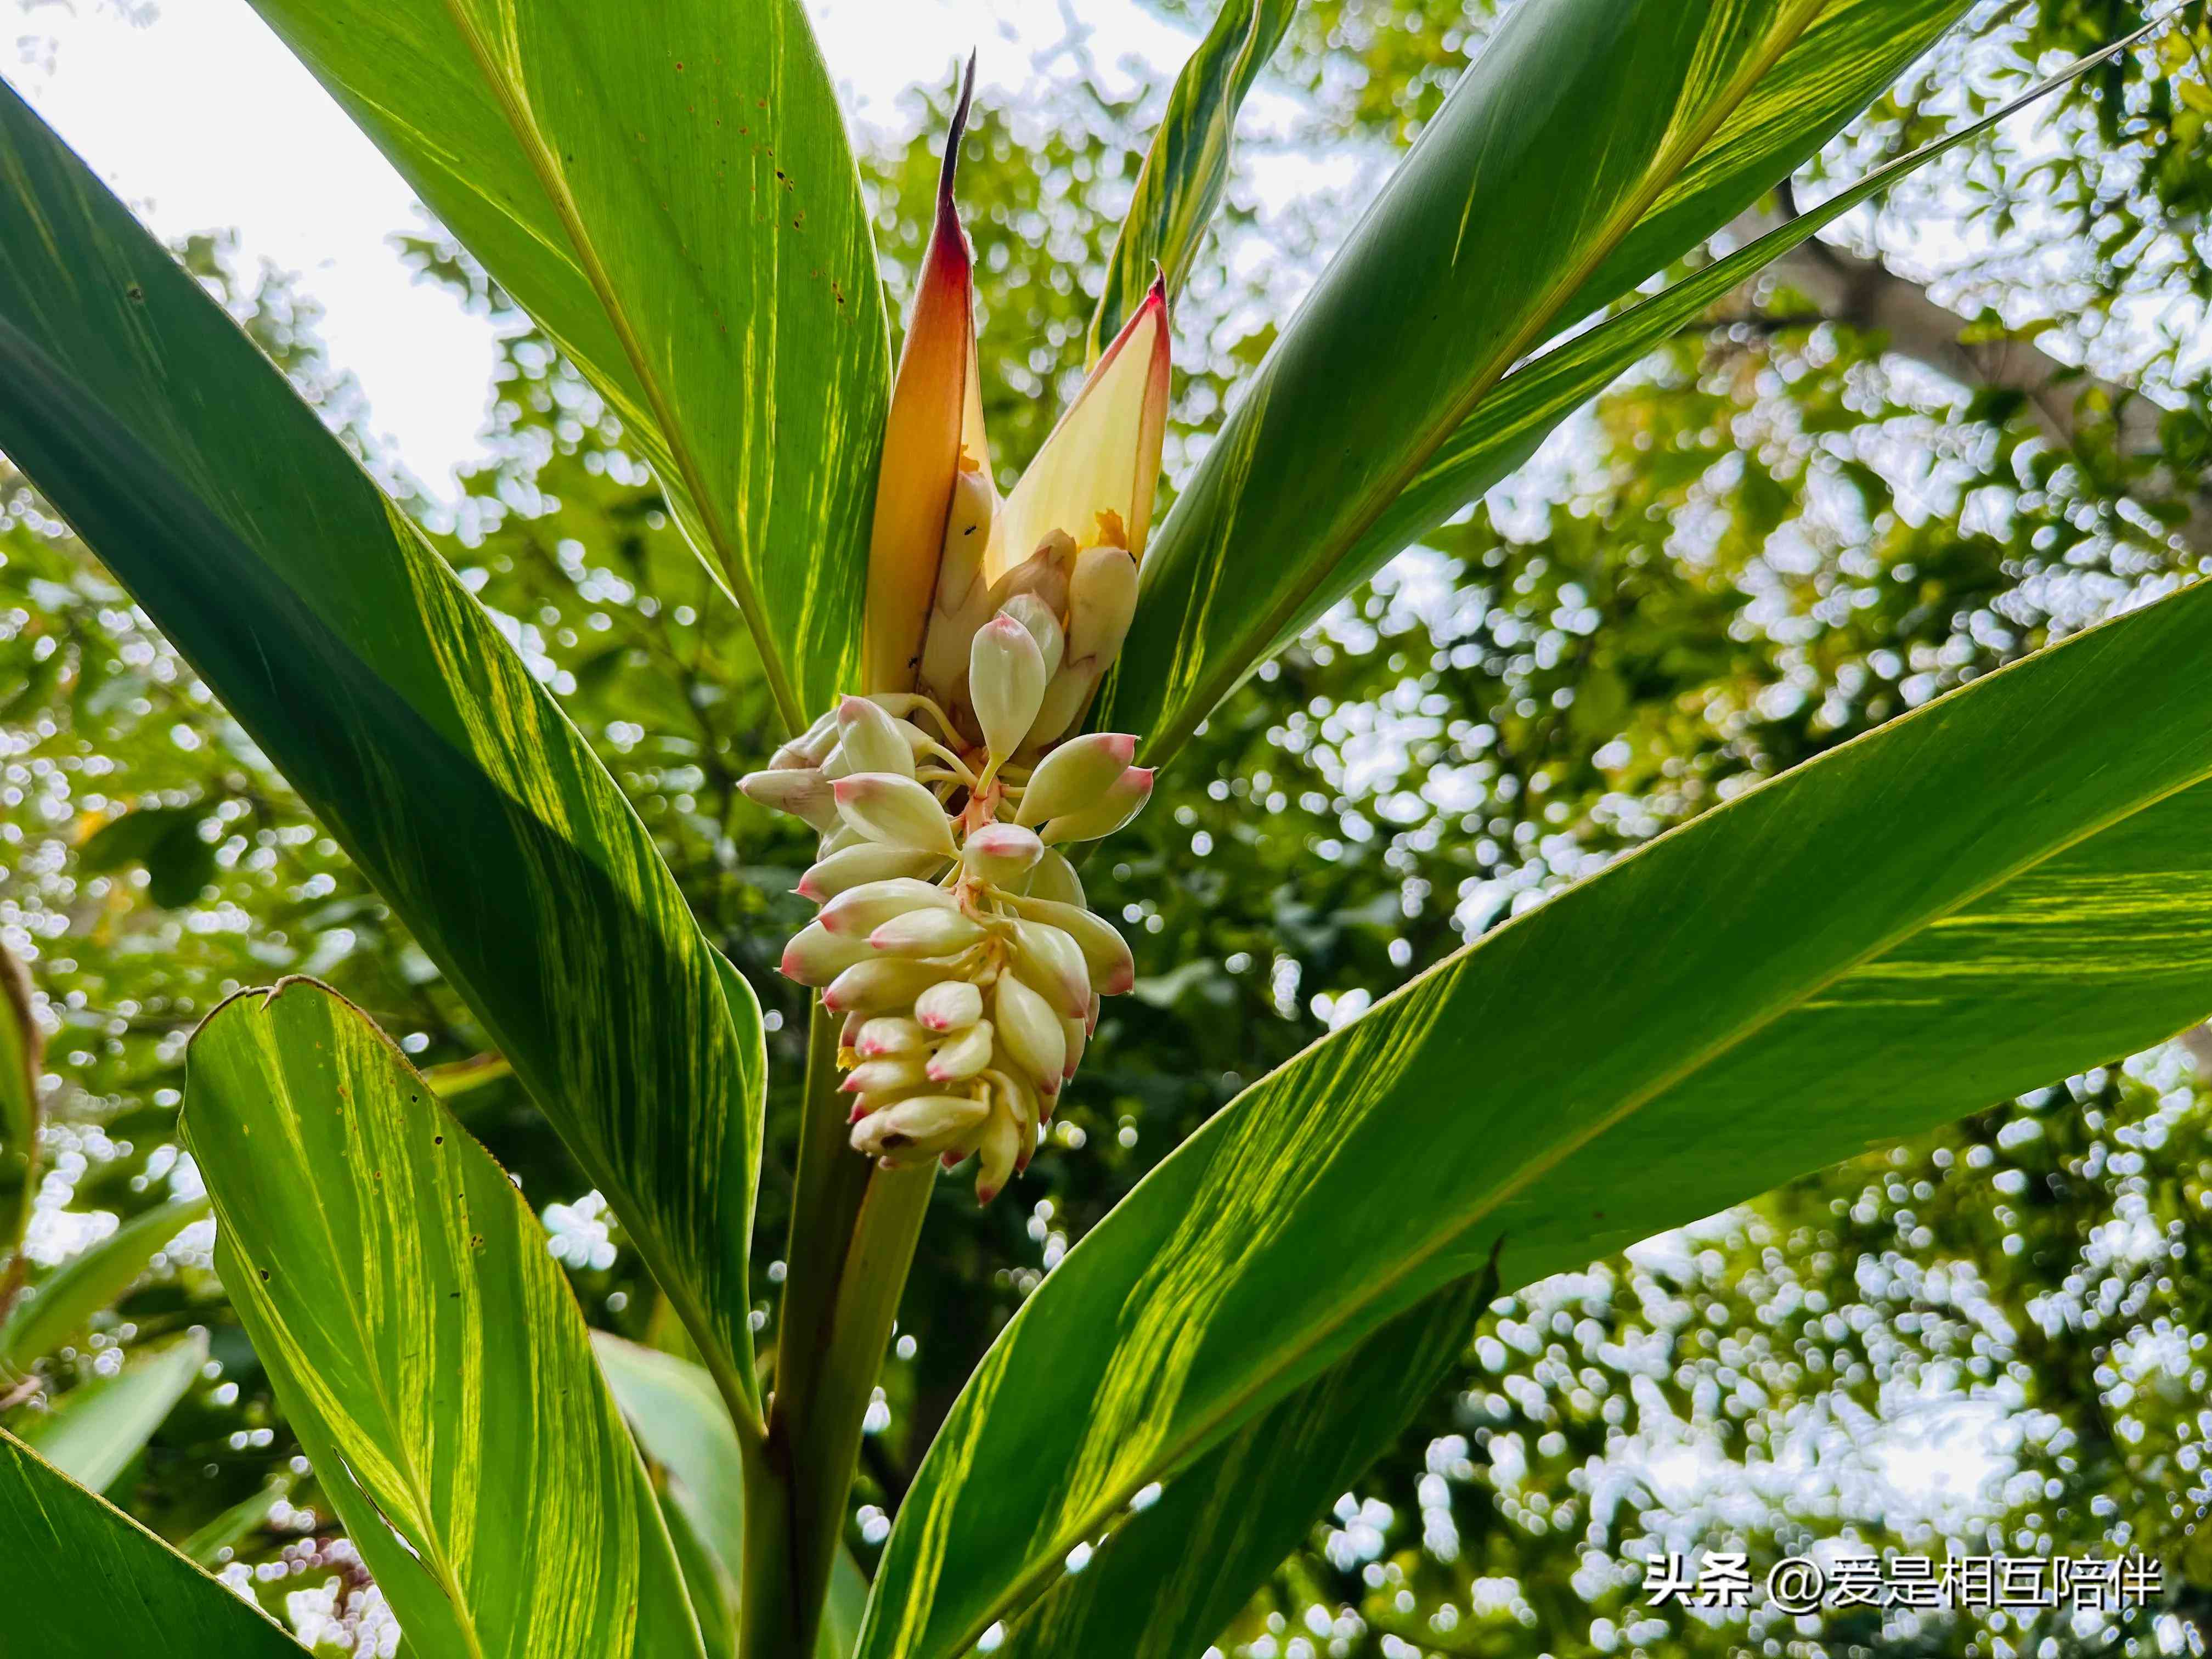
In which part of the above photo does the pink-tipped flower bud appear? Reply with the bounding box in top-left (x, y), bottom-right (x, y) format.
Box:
top-left (1008, 917), bottom-right (1091, 1020)
top-left (994, 972), bottom-right (1068, 1095)
top-left (869, 906), bottom-right (987, 958)
top-left (823, 958), bottom-right (957, 1014)
top-left (1060, 1011), bottom-right (1088, 1081)
top-left (969, 613), bottom-right (1048, 763)
top-left (820, 876), bottom-right (958, 938)
top-left (780, 921), bottom-right (874, 987)
top-left (926, 1019), bottom-right (995, 1083)
top-left (855, 1016), bottom-right (928, 1058)
top-left (836, 695), bottom-right (917, 778)
top-left (962, 822), bottom-right (1043, 885)
top-left (1040, 766), bottom-right (1153, 845)
top-left (740, 766), bottom-right (839, 831)
top-left (973, 1101), bottom-right (1023, 1204)
top-left (914, 979), bottom-right (984, 1032)
top-left (1014, 732), bottom-right (1137, 827)
top-left (1011, 896), bottom-right (1134, 997)
top-left (842, 1057), bottom-right (929, 1096)
top-left (799, 842), bottom-right (947, 904)
top-left (834, 772), bottom-right (958, 856)
top-left (850, 1092), bottom-right (991, 1160)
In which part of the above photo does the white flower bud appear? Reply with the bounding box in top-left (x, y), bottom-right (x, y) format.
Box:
top-left (1014, 732), bottom-right (1137, 827)
top-left (999, 592), bottom-right (1065, 682)
top-left (1024, 849), bottom-right (1086, 909)
top-left (1028, 545), bottom-right (1137, 746)
top-left (1059, 1011), bottom-right (1087, 1082)
top-left (740, 766), bottom-right (839, 831)
top-left (770, 708), bottom-right (840, 771)
top-left (1007, 917), bottom-right (1091, 1020)
top-left (914, 979), bottom-right (984, 1032)
top-left (994, 972), bottom-right (1067, 1096)
top-left (854, 1017), bottom-right (928, 1058)
top-left (926, 1019), bottom-right (995, 1083)
top-left (820, 876), bottom-right (958, 937)
top-left (842, 1056), bottom-right (930, 1097)
top-left (868, 907), bottom-right (987, 957)
top-left (833, 772), bottom-right (958, 856)
top-left (973, 1101), bottom-right (1022, 1204)
top-left (851, 1092), bottom-right (991, 1160)
top-left (815, 821), bottom-right (866, 859)
top-left (837, 695), bottom-right (917, 778)
top-left (962, 822), bottom-right (1042, 885)
top-left (1041, 766), bottom-right (1154, 845)
top-left (799, 842), bottom-right (946, 903)
top-left (823, 957), bottom-right (958, 1014)
top-left (969, 614), bottom-right (1048, 764)
top-left (779, 921), bottom-right (876, 987)
top-left (991, 531), bottom-right (1076, 617)
top-left (1011, 895), bottom-right (1134, 997)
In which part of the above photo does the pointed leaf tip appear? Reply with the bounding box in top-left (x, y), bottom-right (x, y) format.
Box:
top-left (865, 56), bottom-right (988, 694)
top-left (989, 276), bottom-right (1172, 580)
top-left (935, 52), bottom-right (978, 241)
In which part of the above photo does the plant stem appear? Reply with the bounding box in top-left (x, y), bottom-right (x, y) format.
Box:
top-left (772, 1002), bottom-right (876, 1452)
top-left (784, 1161), bottom-right (934, 1656)
top-left (744, 1000), bottom-right (935, 1657)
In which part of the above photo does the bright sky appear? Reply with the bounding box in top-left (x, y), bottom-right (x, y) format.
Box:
top-left (12, 0), bottom-right (1200, 489)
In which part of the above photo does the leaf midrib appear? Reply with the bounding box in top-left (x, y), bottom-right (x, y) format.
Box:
top-left (950, 647), bottom-right (2212, 1654)
top-left (431, 0), bottom-right (805, 736)
top-left (1146, 0), bottom-right (1830, 766)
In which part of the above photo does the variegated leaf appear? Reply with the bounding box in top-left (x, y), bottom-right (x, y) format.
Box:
top-left (0, 1197), bottom-right (212, 1372)
top-left (1087, 0), bottom-right (1296, 360)
top-left (998, 1265), bottom-right (1498, 1659)
top-left (14, 1330), bottom-right (207, 1496)
top-left (0, 82), bottom-right (766, 1430)
top-left (239, 0), bottom-right (891, 728)
top-left (862, 538), bottom-right (2212, 1656)
top-left (185, 979), bottom-right (704, 1659)
top-left (1343, 20), bottom-right (2162, 620)
top-left (0, 1430), bottom-right (311, 1655)
top-left (1103, 0), bottom-right (1972, 763)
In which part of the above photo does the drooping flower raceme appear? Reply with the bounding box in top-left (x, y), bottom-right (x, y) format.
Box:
top-left (738, 66), bottom-right (1166, 1203)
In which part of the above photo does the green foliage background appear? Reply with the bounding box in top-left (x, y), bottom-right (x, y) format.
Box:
top-left (2, 1), bottom-right (2209, 1653)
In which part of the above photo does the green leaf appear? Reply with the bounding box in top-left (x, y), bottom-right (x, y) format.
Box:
top-left (658, 1483), bottom-right (739, 1659)
top-left (595, 1332), bottom-right (870, 1659)
top-left (0, 82), bottom-right (768, 1431)
top-left (998, 1265), bottom-right (1497, 1659)
top-left (861, 549), bottom-right (2212, 1656)
top-left (1087, 0), bottom-right (1296, 359)
top-left (182, 1473), bottom-right (295, 1568)
top-left (239, 0), bottom-right (891, 728)
top-left (15, 1330), bottom-right (207, 1496)
top-left (183, 979), bottom-right (704, 1659)
top-left (0, 1429), bottom-right (309, 1655)
top-left (77, 804), bottom-right (219, 908)
top-left (0, 1195), bottom-right (213, 1370)
top-left (0, 943), bottom-right (39, 1259)
top-left (1339, 24), bottom-right (2158, 604)
top-left (1104, 0), bottom-right (1971, 760)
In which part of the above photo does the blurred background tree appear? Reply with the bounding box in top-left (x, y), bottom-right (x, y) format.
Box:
top-left (1, 1), bottom-right (2208, 1654)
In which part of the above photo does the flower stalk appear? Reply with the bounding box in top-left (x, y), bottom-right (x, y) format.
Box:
top-left (744, 54), bottom-right (1171, 1657)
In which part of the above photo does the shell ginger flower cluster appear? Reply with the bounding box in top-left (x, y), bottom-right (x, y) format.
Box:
top-left (739, 65), bottom-right (1169, 1203)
